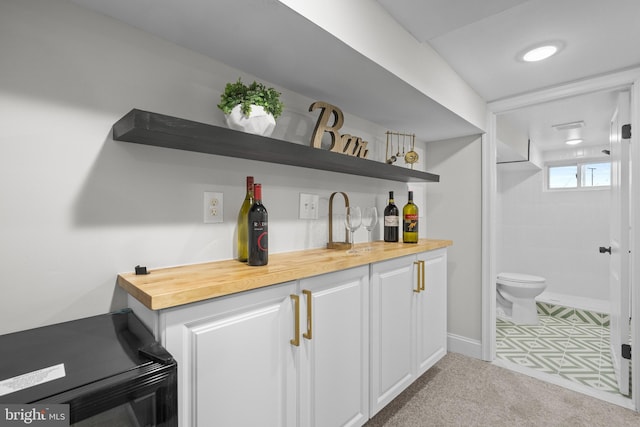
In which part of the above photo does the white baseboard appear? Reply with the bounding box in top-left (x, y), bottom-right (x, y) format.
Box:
top-left (447, 333), bottom-right (482, 359)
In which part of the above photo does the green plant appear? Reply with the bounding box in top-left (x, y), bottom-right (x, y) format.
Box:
top-left (217, 78), bottom-right (284, 119)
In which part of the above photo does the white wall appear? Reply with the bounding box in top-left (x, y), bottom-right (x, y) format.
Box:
top-left (278, 0), bottom-right (487, 132)
top-left (425, 136), bottom-right (482, 342)
top-left (497, 167), bottom-right (610, 308)
top-left (1, 0), bottom-right (420, 335)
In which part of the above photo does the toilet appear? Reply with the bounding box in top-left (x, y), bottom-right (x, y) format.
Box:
top-left (496, 272), bottom-right (546, 325)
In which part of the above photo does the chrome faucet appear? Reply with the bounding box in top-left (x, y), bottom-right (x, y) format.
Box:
top-left (327, 192), bottom-right (351, 249)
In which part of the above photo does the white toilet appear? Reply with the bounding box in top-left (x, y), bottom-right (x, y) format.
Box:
top-left (496, 272), bottom-right (546, 325)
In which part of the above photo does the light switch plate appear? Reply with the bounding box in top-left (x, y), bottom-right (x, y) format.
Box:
top-left (204, 192), bottom-right (223, 223)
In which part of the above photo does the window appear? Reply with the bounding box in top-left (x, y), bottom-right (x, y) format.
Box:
top-left (580, 162), bottom-right (611, 187)
top-left (547, 161), bottom-right (610, 190)
top-left (548, 165), bottom-right (577, 189)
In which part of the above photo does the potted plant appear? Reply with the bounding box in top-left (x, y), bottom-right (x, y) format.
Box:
top-left (217, 78), bottom-right (284, 137)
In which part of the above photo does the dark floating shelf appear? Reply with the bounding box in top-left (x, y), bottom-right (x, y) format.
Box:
top-left (112, 109), bottom-right (440, 183)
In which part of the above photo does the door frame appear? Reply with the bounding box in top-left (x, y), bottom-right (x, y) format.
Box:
top-left (481, 66), bottom-right (640, 410)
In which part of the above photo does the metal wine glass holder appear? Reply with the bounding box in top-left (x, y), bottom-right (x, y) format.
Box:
top-left (327, 191), bottom-right (351, 249)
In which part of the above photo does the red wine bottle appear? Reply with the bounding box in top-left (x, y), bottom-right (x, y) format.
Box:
top-left (383, 191), bottom-right (399, 242)
top-left (248, 183), bottom-right (268, 266)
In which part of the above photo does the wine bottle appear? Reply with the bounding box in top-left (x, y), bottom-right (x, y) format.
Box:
top-left (403, 191), bottom-right (418, 243)
top-left (237, 176), bottom-right (254, 262)
top-left (383, 191), bottom-right (399, 242)
top-left (248, 183), bottom-right (268, 266)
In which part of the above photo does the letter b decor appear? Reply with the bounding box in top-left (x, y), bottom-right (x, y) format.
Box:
top-left (309, 101), bottom-right (369, 159)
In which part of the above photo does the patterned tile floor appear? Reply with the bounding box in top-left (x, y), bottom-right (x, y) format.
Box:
top-left (496, 304), bottom-right (622, 395)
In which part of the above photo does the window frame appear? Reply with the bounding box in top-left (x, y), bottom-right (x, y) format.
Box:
top-left (545, 158), bottom-right (611, 191)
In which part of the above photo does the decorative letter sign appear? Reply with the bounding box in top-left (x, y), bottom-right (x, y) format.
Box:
top-left (309, 101), bottom-right (369, 158)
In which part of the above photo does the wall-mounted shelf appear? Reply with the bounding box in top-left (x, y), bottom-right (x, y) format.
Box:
top-left (112, 109), bottom-right (439, 183)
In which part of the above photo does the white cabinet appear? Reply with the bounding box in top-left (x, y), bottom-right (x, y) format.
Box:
top-left (416, 249), bottom-right (447, 375)
top-left (128, 249), bottom-right (446, 427)
top-left (369, 255), bottom-right (415, 414)
top-left (148, 266), bottom-right (370, 427)
top-left (369, 249), bottom-right (447, 415)
top-left (299, 266), bottom-right (369, 427)
top-left (161, 281), bottom-right (298, 427)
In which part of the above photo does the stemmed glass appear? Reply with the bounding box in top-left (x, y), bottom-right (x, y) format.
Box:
top-left (344, 206), bottom-right (362, 255)
top-left (362, 207), bottom-right (378, 251)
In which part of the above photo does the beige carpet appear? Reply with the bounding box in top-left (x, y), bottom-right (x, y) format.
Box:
top-left (365, 352), bottom-right (640, 427)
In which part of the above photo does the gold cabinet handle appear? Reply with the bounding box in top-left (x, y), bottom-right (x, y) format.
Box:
top-left (290, 294), bottom-right (300, 346)
top-left (303, 290), bottom-right (312, 339)
top-left (420, 260), bottom-right (426, 292)
top-left (413, 261), bottom-right (421, 293)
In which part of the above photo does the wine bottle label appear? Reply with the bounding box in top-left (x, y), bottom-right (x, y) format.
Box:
top-left (403, 214), bottom-right (418, 232)
top-left (251, 221), bottom-right (268, 252)
top-left (257, 231), bottom-right (268, 251)
top-left (384, 215), bottom-right (399, 226)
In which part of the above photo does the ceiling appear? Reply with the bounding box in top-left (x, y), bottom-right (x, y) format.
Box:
top-left (377, 0), bottom-right (640, 155)
top-left (379, 0), bottom-right (640, 102)
top-left (496, 90), bottom-right (619, 156)
top-left (71, 0), bottom-right (640, 153)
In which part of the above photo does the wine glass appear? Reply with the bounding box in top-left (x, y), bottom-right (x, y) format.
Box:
top-left (362, 207), bottom-right (378, 251)
top-left (344, 206), bottom-right (362, 255)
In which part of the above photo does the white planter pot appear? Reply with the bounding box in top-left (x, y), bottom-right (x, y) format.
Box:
top-left (225, 104), bottom-right (276, 137)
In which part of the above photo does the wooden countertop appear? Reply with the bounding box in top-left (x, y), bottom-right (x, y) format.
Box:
top-left (118, 239), bottom-right (452, 310)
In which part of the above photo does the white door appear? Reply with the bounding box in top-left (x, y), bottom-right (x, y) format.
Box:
top-left (299, 266), bottom-right (369, 427)
top-left (164, 282), bottom-right (298, 427)
top-left (415, 249), bottom-right (448, 376)
top-left (608, 90), bottom-right (631, 396)
top-left (369, 255), bottom-right (417, 415)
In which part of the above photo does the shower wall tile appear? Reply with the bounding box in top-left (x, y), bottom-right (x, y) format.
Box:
top-left (535, 302), bottom-right (608, 326)
top-left (498, 168), bottom-right (610, 302)
top-left (537, 302), bottom-right (554, 315)
top-left (574, 308), bottom-right (608, 326)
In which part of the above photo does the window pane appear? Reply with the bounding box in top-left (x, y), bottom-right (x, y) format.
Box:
top-left (581, 162), bottom-right (611, 187)
top-left (549, 165), bottom-right (577, 188)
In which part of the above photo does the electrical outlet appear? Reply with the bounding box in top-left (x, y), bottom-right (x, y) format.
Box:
top-left (299, 193), bottom-right (319, 220)
top-left (204, 192), bottom-right (223, 223)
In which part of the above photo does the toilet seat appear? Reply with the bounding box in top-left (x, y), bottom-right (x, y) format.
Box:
top-left (497, 272), bottom-right (545, 284)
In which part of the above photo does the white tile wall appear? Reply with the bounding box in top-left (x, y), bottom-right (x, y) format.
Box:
top-left (497, 168), bottom-right (610, 304)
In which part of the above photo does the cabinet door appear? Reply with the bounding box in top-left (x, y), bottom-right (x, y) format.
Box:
top-left (369, 255), bottom-right (417, 415)
top-left (163, 282), bottom-right (298, 427)
top-left (416, 249), bottom-right (448, 376)
top-left (299, 266), bottom-right (369, 427)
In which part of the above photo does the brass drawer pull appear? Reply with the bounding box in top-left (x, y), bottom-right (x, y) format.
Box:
top-left (413, 261), bottom-right (422, 293)
top-left (303, 290), bottom-right (312, 340)
top-left (290, 294), bottom-right (300, 346)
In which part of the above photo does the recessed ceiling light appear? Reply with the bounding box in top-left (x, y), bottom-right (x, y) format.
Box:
top-left (565, 139), bottom-right (583, 145)
top-left (523, 45), bottom-right (557, 62)
top-left (518, 41), bottom-right (564, 62)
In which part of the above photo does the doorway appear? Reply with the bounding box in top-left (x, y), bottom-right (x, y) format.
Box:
top-left (481, 69), bottom-right (640, 411)
top-left (493, 114), bottom-right (626, 404)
